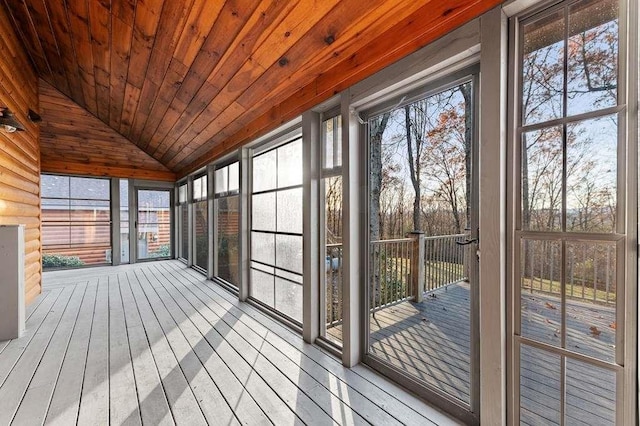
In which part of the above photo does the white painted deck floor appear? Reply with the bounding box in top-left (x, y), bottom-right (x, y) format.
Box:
top-left (0, 260), bottom-right (460, 425)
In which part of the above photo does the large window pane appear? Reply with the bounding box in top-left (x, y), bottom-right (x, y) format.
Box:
top-left (216, 196), bottom-right (239, 286)
top-left (194, 200), bottom-right (208, 270)
top-left (250, 138), bottom-right (303, 322)
top-left (180, 204), bottom-right (189, 260)
top-left (522, 126), bottom-right (563, 231)
top-left (567, 0), bottom-right (618, 116)
top-left (522, 10), bottom-right (565, 125)
top-left (566, 115), bottom-right (617, 233)
top-left (516, 2), bottom-right (625, 424)
top-left (520, 239), bottom-right (562, 347)
top-left (252, 149), bottom-right (277, 192)
top-left (41, 174), bottom-right (112, 269)
top-left (520, 345), bottom-right (561, 425)
top-left (277, 138), bottom-right (303, 188)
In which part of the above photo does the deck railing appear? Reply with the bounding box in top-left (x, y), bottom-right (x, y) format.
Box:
top-left (521, 240), bottom-right (616, 305)
top-left (325, 243), bottom-right (343, 327)
top-left (325, 234), bottom-right (467, 325)
top-left (325, 235), bottom-right (617, 330)
top-left (369, 238), bottom-right (415, 312)
top-left (424, 233), bottom-right (468, 292)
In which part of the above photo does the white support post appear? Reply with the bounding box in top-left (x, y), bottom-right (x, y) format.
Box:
top-left (239, 148), bottom-right (251, 301)
top-left (0, 225), bottom-right (25, 341)
top-left (302, 111), bottom-right (320, 343)
top-left (341, 89), bottom-right (362, 367)
top-left (479, 6), bottom-right (508, 425)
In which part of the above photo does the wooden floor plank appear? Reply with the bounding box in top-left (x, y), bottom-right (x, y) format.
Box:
top-left (138, 266), bottom-right (300, 425)
top-left (153, 263), bottom-right (360, 426)
top-left (118, 271), bottom-right (175, 426)
top-left (125, 268), bottom-right (269, 425)
top-left (126, 268), bottom-right (208, 426)
top-left (44, 278), bottom-right (98, 425)
top-left (0, 289), bottom-right (62, 380)
top-left (109, 274), bottom-right (142, 425)
top-left (0, 285), bottom-right (79, 425)
top-left (77, 276), bottom-right (111, 425)
top-left (3, 261), bottom-right (472, 426)
top-left (134, 268), bottom-right (239, 426)
top-left (12, 282), bottom-right (88, 426)
top-left (0, 289), bottom-right (54, 356)
top-left (168, 262), bottom-right (448, 426)
top-left (155, 263), bottom-right (399, 425)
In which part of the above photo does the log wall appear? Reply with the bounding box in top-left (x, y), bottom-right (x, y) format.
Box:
top-left (0, 6), bottom-right (42, 302)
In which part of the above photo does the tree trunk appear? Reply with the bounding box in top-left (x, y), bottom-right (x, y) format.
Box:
top-left (404, 105), bottom-right (422, 232)
top-left (369, 113), bottom-right (390, 307)
top-left (461, 83), bottom-right (473, 233)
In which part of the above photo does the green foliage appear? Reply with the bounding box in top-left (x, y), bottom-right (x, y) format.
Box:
top-left (43, 254), bottom-right (85, 269)
top-left (150, 244), bottom-right (171, 257)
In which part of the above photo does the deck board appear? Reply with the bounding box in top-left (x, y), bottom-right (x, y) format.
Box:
top-left (170, 262), bottom-right (449, 426)
top-left (0, 260), bottom-right (456, 425)
top-left (327, 281), bottom-right (617, 425)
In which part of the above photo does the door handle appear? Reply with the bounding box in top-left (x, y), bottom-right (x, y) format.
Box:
top-left (456, 238), bottom-right (478, 246)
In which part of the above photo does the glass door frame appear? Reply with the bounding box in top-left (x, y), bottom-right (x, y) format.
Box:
top-left (360, 66), bottom-right (481, 424)
top-left (133, 186), bottom-right (174, 263)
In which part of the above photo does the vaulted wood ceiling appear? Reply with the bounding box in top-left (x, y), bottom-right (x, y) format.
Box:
top-left (3, 0), bottom-right (501, 177)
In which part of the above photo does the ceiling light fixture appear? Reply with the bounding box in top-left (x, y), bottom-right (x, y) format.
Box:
top-left (0, 107), bottom-right (25, 133)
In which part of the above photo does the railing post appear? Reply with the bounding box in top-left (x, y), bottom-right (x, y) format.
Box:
top-left (407, 231), bottom-right (425, 303)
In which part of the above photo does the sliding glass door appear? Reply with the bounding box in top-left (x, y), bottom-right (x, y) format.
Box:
top-left (364, 71), bottom-right (480, 419)
top-left (136, 189), bottom-right (172, 260)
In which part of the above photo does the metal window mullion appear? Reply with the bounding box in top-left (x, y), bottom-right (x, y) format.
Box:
top-left (517, 335), bottom-right (622, 372)
top-left (561, 4), bottom-right (569, 235)
top-left (518, 105), bottom-right (625, 133)
top-left (333, 116), bottom-right (340, 168)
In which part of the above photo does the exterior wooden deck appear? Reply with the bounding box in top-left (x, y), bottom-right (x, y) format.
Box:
top-left (0, 260), bottom-right (459, 426)
top-left (329, 282), bottom-right (617, 425)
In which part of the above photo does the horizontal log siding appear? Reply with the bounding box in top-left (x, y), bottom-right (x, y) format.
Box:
top-left (0, 6), bottom-right (41, 302)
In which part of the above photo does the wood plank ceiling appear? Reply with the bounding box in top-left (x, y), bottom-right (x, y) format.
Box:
top-left (3, 0), bottom-right (501, 178)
